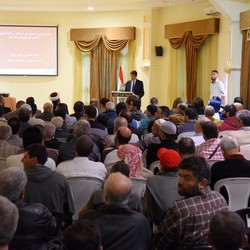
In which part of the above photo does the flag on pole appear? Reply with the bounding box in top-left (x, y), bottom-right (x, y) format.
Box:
top-left (117, 65), bottom-right (125, 91)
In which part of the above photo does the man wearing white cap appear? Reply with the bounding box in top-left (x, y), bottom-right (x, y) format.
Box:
top-left (146, 121), bottom-right (178, 167)
top-left (49, 92), bottom-right (60, 114)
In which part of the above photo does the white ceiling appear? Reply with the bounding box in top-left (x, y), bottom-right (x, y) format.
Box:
top-left (0, 0), bottom-right (206, 12)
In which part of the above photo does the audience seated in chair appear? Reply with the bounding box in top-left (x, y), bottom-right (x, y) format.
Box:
top-left (146, 121), bottom-right (178, 167)
top-left (63, 219), bottom-right (102, 250)
top-left (208, 211), bottom-right (248, 250)
top-left (7, 117), bottom-right (23, 148)
top-left (178, 137), bottom-right (195, 159)
top-left (196, 122), bottom-right (224, 160)
top-left (104, 117), bottom-right (139, 148)
top-left (6, 126), bottom-right (56, 171)
top-left (210, 135), bottom-right (250, 194)
top-left (22, 143), bottom-right (75, 227)
top-left (79, 161), bottom-right (142, 216)
top-left (59, 120), bottom-right (100, 163)
top-left (218, 104), bottom-right (237, 132)
top-left (135, 118), bottom-right (165, 152)
top-left (117, 143), bottom-right (153, 179)
top-left (0, 167), bottom-right (58, 250)
top-left (36, 102), bottom-right (54, 122)
top-left (177, 108), bottom-right (197, 136)
top-left (103, 126), bottom-right (132, 171)
top-left (79, 172), bottom-right (152, 250)
top-left (156, 156), bottom-right (228, 250)
top-left (57, 135), bottom-right (107, 180)
top-left (229, 109), bottom-right (250, 145)
top-left (0, 124), bottom-right (20, 160)
top-left (0, 195), bottom-right (18, 250)
top-left (70, 101), bottom-right (84, 121)
top-left (142, 148), bottom-right (182, 225)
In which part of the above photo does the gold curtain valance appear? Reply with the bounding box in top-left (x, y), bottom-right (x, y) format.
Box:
top-left (240, 10), bottom-right (250, 30)
top-left (75, 35), bottom-right (128, 52)
top-left (70, 26), bottom-right (135, 41)
top-left (165, 18), bottom-right (219, 39)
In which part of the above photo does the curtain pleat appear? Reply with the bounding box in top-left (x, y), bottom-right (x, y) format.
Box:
top-left (74, 36), bottom-right (129, 101)
top-left (240, 30), bottom-right (250, 109)
top-left (169, 31), bottom-right (208, 102)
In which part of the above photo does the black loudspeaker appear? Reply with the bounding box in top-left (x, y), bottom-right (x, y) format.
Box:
top-left (155, 46), bottom-right (163, 57)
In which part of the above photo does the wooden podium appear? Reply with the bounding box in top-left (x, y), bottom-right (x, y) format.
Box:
top-left (111, 91), bottom-right (134, 103)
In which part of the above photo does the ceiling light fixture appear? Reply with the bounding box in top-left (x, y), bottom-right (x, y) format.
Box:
top-left (87, 6), bottom-right (94, 11)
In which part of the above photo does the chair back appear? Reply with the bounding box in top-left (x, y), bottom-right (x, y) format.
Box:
top-left (240, 144), bottom-right (250, 160)
top-left (214, 177), bottom-right (250, 211)
top-left (236, 208), bottom-right (250, 228)
top-left (0, 158), bottom-right (7, 172)
top-left (131, 178), bottom-right (147, 198)
top-left (176, 131), bottom-right (196, 142)
top-left (66, 176), bottom-right (103, 220)
top-left (149, 160), bottom-right (160, 173)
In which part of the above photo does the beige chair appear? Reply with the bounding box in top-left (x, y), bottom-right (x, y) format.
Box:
top-left (149, 160), bottom-right (160, 173)
top-left (0, 158), bottom-right (6, 172)
top-left (176, 131), bottom-right (196, 142)
top-left (66, 176), bottom-right (103, 220)
top-left (240, 144), bottom-right (250, 160)
top-left (214, 177), bottom-right (250, 211)
top-left (218, 130), bottom-right (234, 138)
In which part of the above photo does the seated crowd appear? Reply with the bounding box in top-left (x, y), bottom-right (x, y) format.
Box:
top-left (0, 93), bottom-right (250, 250)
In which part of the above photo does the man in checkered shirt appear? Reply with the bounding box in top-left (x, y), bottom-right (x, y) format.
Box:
top-left (156, 156), bottom-right (228, 250)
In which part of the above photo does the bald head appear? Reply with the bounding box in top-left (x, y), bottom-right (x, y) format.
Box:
top-left (104, 172), bottom-right (132, 204)
top-left (195, 116), bottom-right (210, 133)
top-left (114, 117), bottom-right (128, 132)
top-left (152, 119), bottom-right (166, 136)
top-left (234, 102), bottom-right (243, 112)
top-left (43, 102), bottom-right (53, 113)
top-left (115, 126), bottom-right (132, 146)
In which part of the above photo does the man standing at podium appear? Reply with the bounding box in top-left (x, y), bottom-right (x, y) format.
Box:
top-left (125, 70), bottom-right (144, 99)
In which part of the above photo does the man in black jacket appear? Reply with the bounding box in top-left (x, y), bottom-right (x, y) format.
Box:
top-left (80, 172), bottom-right (152, 250)
top-left (125, 70), bottom-right (144, 99)
top-left (0, 167), bottom-right (58, 250)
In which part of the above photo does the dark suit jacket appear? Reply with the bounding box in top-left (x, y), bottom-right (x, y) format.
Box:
top-left (125, 79), bottom-right (144, 98)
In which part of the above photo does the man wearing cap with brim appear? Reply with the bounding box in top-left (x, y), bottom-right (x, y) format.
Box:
top-left (142, 148), bottom-right (183, 225)
top-left (49, 92), bottom-right (60, 114)
top-left (146, 121), bottom-right (178, 167)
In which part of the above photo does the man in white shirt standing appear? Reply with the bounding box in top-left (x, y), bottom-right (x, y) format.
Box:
top-left (210, 70), bottom-right (225, 104)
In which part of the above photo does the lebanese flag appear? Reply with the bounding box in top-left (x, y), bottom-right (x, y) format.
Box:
top-left (117, 65), bottom-right (125, 91)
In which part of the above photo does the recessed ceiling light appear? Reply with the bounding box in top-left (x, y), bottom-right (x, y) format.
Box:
top-left (87, 6), bottom-right (94, 11)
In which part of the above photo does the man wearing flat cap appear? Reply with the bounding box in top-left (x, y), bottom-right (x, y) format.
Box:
top-left (146, 121), bottom-right (178, 167)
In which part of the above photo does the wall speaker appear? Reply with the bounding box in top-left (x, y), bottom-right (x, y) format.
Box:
top-left (155, 46), bottom-right (163, 57)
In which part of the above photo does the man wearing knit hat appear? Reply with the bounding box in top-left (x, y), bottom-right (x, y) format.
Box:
top-left (49, 92), bottom-right (60, 114)
top-left (142, 148), bottom-right (182, 225)
top-left (146, 121), bottom-right (178, 167)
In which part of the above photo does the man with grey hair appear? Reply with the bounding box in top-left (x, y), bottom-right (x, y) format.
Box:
top-left (0, 124), bottom-right (19, 161)
top-left (204, 105), bottom-right (222, 125)
top-left (0, 195), bottom-right (18, 250)
top-left (97, 101), bottom-right (117, 128)
top-left (0, 167), bottom-right (57, 249)
top-left (43, 122), bottom-right (62, 150)
top-left (189, 116), bottom-right (210, 146)
top-left (104, 117), bottom-right (139, 147)
top-left (59, 119), bottom-right (102, 163)
top-left (229, 109), bottom-right (250, 145)
top-left (79, 172), bottom-right (152, 250)
top-left (210, 135), bottom-right (250, 190)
